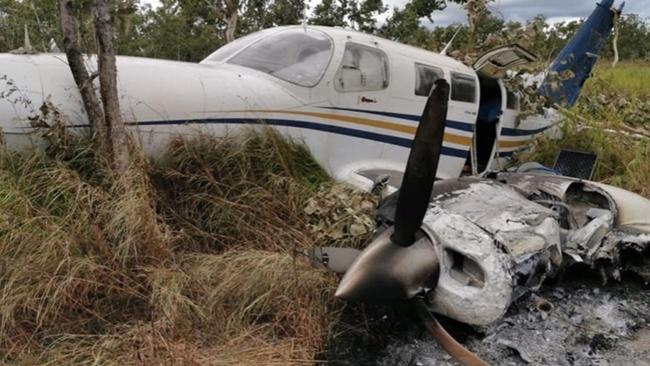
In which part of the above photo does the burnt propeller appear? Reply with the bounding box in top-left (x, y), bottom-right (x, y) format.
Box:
top-left (335, 79), bottom-right (449, 302)
top-left (332, 79), bottom-right (490, 366)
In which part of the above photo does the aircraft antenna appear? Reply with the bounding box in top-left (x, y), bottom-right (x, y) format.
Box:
top-left (440, 25), bottom-right (462, 56)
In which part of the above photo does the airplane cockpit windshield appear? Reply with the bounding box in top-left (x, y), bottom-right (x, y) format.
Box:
top-left (207, 28), bottom-right (333, 87)
top-left (203, 29), bottom-right (273, 63)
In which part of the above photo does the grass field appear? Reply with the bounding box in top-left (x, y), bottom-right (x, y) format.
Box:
top-left (590, 61), bottom-right (650, 100)
top-left (0, 130), bottom-right (380, 365)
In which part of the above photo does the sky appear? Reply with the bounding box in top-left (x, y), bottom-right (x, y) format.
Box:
top-left (140, 0), bottom-right (649, 27)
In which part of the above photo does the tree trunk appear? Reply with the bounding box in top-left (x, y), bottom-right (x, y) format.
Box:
top-left (94, 0), bottom-right (129, 174)
top-left (58, 0), bottom-right (107, 143)
top-left (465, 0), bottom-right (486, 46)
top-left (225, 9), bottom-right (238, 43)
top-left (213, 0), bottom-right (239, 44)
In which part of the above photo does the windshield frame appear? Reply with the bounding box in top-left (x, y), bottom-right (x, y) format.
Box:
top-left (220, 27), bottom-right (335, 88)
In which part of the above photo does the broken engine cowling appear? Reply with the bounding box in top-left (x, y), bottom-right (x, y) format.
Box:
top-left (374, 173), bottom-right (650, 325)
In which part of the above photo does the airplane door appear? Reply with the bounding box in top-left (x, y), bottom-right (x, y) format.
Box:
top-left (324, 41), bottom-right (397, 182)
top-left (470, 45), bottom-right (537, 174)
top-left (447, 71), bottom-right (480, 175)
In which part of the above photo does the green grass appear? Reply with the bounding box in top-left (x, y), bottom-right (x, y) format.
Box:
top-left (588, 61), bottom-right (650, 100)
top-left (518, 60), bottom-right (650, 197)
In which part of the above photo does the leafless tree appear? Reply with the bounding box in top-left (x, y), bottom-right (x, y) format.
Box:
top-left (58, 0), bottom-right (129, 174)
top-left (211, 0), bottom-right (239, 43)
top-left (464, 0), bottom-right (488, 46)
top-left (94, 0), bottom-right (129, 173)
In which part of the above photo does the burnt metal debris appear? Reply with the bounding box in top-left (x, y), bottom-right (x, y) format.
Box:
top-left (310, 170), bottom-right (650, 365)
top-left (370, 281), bottom-right (650, 365)
top-left (375, 172), bottom-right (650, 325)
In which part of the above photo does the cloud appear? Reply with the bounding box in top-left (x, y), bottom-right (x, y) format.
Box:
top-left (141, 0), bottom-right (647, 27)
top-left (416, 0), bottom-right (647, 27)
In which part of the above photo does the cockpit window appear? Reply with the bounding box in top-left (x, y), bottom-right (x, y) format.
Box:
top-left (203, 29), bottom-right (273, 63)
top-left (226, 28), bottom-right (333, 87)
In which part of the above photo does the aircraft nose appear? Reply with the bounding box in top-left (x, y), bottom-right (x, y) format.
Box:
top-left (335, 229), bottom-right (440, 302)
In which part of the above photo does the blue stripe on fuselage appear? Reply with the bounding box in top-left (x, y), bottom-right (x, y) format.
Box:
top-left (321, 106), bottom-right (552, 138)
top-left (72, 117), bottom-right (470, 158)
top-left (318, 106), bottom-right (475, 132)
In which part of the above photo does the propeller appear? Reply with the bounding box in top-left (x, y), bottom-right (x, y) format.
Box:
top-left (325, 79), bottom-right (490, 366)
top-left (335, 79), bottom-right (449, 303)
top-left (335, 79), bottom-right (488, 366)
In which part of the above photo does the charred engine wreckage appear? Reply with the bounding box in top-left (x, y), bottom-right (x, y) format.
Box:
top-left (305, 80), bottom-right (650, 365)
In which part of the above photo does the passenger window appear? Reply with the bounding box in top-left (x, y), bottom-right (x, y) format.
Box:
top-left (451, 72), bottom-right (477, 103)
top-left (335, 43), bottom-right (389, 92)
top-left (415, 63), bottom-right (444, 96)
top-left (506, 90), bottom-right (520, 110)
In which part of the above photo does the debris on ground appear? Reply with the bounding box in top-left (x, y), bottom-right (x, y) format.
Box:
top-left (333, 278), bottom-right (650, 366)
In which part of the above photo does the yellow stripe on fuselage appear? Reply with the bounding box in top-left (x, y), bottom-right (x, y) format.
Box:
top-left (498, 139), bottom-right (530, 148)
top-left (243, 110), bottom-right (472, 147)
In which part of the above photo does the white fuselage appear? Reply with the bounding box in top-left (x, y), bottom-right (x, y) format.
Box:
top-left (0, 26), bottom-right (554, 191)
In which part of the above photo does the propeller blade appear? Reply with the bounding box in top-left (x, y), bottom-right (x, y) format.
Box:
top-left (335, 228), bottom-right (439, 302)
top-left (335, 79), bottom-right (449, 303)
top-left (392, 79), bottom-right (450, 247)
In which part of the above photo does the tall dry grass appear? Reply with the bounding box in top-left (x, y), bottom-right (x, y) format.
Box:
top-left (0, 128), bottom-right (378, 365)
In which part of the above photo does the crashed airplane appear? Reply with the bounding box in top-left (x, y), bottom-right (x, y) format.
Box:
top-left (0, 0), bottom-right (622, 191)
top-left (310, 81), bottom-right (649, 365)
top-left (0, 0), bottom-right (646, 364)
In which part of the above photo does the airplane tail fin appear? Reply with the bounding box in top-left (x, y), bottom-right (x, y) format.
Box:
top-left (538, 0), bottom-right (624, 107)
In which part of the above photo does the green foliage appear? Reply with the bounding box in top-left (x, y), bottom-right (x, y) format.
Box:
top-left (0, 0), bottom-right (62, 52)
top-left (240, 0), bottom-right (305, 31)
top-left (119, 1), bottom-right (222, 62)
top-left (0, 0), bottom-right (139, 54)
top-left (603, 14), bottom-right (650, 61)
top-left (517, 62), bottom-right (650, 197)
top-left (0, 0), bottom-right (647, 63)
top-left (310, 0), bottom-right (387, 33)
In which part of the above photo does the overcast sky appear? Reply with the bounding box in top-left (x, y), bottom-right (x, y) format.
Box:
top-left (141, 0), bottom-right (648, 27)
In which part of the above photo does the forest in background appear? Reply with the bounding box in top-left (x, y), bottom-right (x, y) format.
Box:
top-left (1, 0), bottom-right (649, 64)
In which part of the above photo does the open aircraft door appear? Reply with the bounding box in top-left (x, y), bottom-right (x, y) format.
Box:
top-left (470, 45), bottom-right (537, 174)
top-left (473, 44), bottom-right (538, 78)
